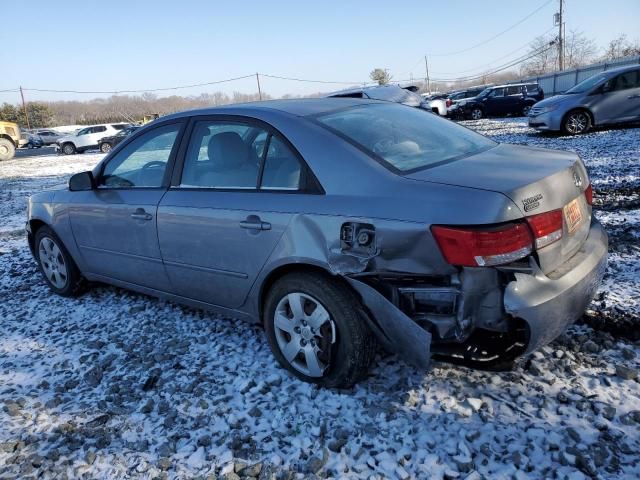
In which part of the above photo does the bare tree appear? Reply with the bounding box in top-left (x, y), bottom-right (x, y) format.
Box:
top-left (369, 68), bottom-right (392, 85)
top-left (520, 35), bottom-right (558, 76)
top-left (520, 30), bottom-right (595, 75)
top-left (563, 29), bottom-right (597, 69)
top-left (602, 34), bottom-right (640, 60)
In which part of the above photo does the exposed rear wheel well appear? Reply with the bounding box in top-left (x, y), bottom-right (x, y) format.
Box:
top-left (259, 264), bottom-right (351, 319)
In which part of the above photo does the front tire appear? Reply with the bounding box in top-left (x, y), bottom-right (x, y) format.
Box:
top-left (522, 104), bottom-right (533, 116)
top-left (562, 110), bottom-right (591, 135)
top-left (62, 143), bottom-right (76, 155)
top-left (264, 272), bottom-right (376, 388)
top-left (99, 142), bottom-right (112, 153)
top-left (34, 226), bottom-right (84, 297)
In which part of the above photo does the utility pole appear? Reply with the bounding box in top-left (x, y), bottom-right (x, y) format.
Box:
top-left (424, 56), bottom-right (430, 93)
top-left (557, 0), bottom-right (564, 71)
top-left (20, 86), bottom-right (31, 130)
top-left (255, 73), bottom-right (262, 101)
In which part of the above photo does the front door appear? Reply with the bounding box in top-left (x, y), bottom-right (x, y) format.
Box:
top-left (68, 121), bottom-right (183, 291)
top-left (484, 88), bottom-right (506, 115)
top-left (593, 69), bottom-right (640, 124)
top-left (158, 118), bottom-right (309, 309)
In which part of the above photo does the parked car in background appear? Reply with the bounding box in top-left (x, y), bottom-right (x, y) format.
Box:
top-left (327, 85), bottom-right (430, 110)
top-left (56, 123), bottom-right (130, 155)
top-left (0, 121), bottom-right (21, 161)
top-left (428, 93), bottom-right (450, 116)
top-left (431, 87), bottom-right (489, 117)
top-left (447, 86), bottom-right (492, 118)
top-left (27, 99), bottom-right (606, 387)
top-left (457, 83), bottom-right (544, 119)
top-left (529, 65), bottom-right (640, 134)
top-left (35, 129), bottom-right (65, 146)
top-left (21, 131), bottom-right (44, 149)
top-left (98, 125), bottom-right (141, 153)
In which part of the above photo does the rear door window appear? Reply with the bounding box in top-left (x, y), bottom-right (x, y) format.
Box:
top-left (260, 136), bottom-right (301, 190)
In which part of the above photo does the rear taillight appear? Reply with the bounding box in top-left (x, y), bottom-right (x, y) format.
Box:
top-left (584, 183), bottom-right (593, 205)
top-left (432, 223), bottom-right (533, 267)
top-left (446, 99), bottom-right (453, 107)
top-left (526, 209), bottom-right (563, 249)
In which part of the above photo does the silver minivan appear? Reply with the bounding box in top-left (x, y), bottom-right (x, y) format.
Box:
top-left (528, 65), bottom-right (640, 134)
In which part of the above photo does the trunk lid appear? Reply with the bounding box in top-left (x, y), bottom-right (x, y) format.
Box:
top-left (407, 144), bottom-right (591, 274)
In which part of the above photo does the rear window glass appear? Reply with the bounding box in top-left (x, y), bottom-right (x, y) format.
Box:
top-left (316, 103), bottom-right (496, 173)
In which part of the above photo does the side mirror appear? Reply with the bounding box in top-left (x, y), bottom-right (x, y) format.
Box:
top-left (69, 171), bottom-right (95, 191)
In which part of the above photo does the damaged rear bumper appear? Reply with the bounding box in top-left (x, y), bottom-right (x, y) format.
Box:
top-left (504, 219), bottom-right (608, 353)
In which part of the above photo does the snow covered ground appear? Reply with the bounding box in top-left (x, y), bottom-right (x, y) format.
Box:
top-left (0, 121), bottom-right (639, 479)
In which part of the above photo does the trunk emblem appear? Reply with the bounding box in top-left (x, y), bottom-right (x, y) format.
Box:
top-left (522, 193), bottom-right (543, 212)
top-left (573, 171), bottom-right (583, 187)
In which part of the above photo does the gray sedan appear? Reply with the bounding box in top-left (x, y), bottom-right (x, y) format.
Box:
top-left (529, 64), bottom-right (640, 134)
top-left (27, 99), bottom-right (607, 387)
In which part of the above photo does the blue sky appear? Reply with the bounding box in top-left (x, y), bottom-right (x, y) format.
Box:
top-left (1, 0), bottom-right (639, 102)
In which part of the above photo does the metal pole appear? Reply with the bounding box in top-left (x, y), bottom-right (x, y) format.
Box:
top-left (425, 56), bottom-right (430, 93)
top-left (20, 86), bottom-right (31, 130)
top-left (558, 0), bottom-right (564, 71)
top-left (256, 73), bottom-right (262, 101)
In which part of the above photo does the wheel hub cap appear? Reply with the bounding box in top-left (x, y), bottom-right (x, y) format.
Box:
top-left (273, 292), bottom-right (335, 377)
top-left (38, 237), bottom-right (68, 289)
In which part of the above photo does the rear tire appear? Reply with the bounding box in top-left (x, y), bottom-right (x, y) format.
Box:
top-left (562, 109), bottom-right (592, 135)
top-left (62, 143), bottom-right (76, 155)
top-left (263, 272), bottom-right (377, 388)
top-left (0, 138), bottom-right (15, 161)
top-left (470, 107), bottom-right (484, 120)
top-left (99, 142), bottom-right (112, 153)
top-left (34, 226), bottom-right (84, 297)
top-left (522, 103), bottom-right (533, 116)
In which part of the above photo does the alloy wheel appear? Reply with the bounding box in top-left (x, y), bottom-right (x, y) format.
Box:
top-left (38, 236), bottom-right (68, 289)
top-left (522, 105), bottom-right (531, 116)
top-left (566, 112), bottom-right (588, 134)
top-left (273, 292), bottom-right (336, 377)
top-left (471, 108), bottom-right (483, 120)
top-left (63, 144), bottom-right (75, 155)
top-left (100, 143), bottom-right (111, 153)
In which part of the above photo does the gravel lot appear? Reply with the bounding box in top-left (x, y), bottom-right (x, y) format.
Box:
top-left (1, 119), bottom-right (639, 479)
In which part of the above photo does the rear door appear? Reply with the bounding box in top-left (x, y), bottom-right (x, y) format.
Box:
top-left (68, 121), bottom-right (184, 290)
top-left (504, 86), bottom-right (525, 115)
top-left (157, 116), bottom-right (315, 308)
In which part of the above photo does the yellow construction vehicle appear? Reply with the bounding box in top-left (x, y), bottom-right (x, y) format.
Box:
top-left (0, 121), bottom-right (21, 161)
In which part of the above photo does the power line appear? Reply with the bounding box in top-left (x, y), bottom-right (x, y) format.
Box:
top-left (427, 0), bottom-right (554, 56)
top-left (428, 26), bottom-right (556, 76)
top-left (394, 41), bottom-right (556, 84)
top-left (260, 74), bottom-right (361, 85)
top-left (21, 74), bottom-right (256, 94)
top-left (429, 42), bottom-right (557, 83)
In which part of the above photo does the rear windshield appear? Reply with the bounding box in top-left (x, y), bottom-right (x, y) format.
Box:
top-left (316, 103), bottom-right (496, 173)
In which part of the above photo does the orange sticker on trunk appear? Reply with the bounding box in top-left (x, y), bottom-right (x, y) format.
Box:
top-left (563, 198), bottom-right (583, 234)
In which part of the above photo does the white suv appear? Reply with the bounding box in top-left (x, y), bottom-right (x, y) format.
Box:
top-left (56, 123), bottom-right (129, 155)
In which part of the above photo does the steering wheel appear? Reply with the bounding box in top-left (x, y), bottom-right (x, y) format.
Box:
top-left (141, 161), bottom-right (166, 170)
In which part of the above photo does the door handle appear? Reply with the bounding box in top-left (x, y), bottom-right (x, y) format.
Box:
top-left (131, 208), bottom-right (153, 221)
top-left (240, 215), bottom-right (271, 231)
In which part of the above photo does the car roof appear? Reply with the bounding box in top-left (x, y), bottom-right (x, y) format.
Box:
top-left (598, 64), bottom-right (640, 76)
top-left (161, 98), bottom-right (382, 120)
top-left (490, 83), bottom-right (539, 89)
